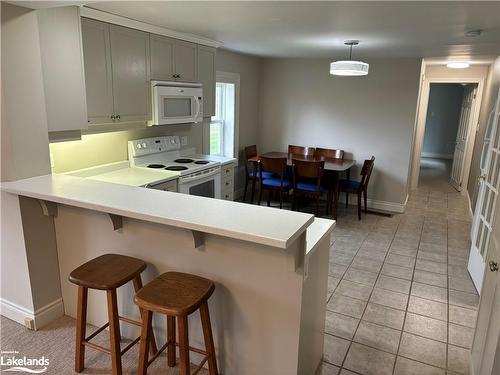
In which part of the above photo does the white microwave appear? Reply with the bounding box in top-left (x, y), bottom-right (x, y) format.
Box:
top-left (150, 81), bottom-right (203, 126)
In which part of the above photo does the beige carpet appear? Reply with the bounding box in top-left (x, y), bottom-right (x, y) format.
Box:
top-left (0, 315), bottom-right (208, 374)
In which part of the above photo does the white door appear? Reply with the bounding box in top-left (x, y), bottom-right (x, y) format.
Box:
top-left (451, 85), bottom-right (477, 191)
top-left (469, 85), bottom-right (500, 293)
top-left (470, 221), bottom-right (500, 375)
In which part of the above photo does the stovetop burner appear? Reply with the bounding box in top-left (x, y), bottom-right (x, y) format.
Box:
top-left (194, 160), bottom-right (210, 164)
top-left (174, 158), bottom-right (194, 163)
top-left (147, 164), bottom-right (166, 169)
top-left (165, 166), bottom-right (189, 171)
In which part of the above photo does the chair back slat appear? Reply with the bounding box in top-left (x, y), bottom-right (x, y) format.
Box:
top-left (360, 156), bottom-right (375, 189)
top-left (259, 156), bottom-right (287, 176)
top-left (292, 159), bottom-right (324, 192)
top-left (288, 144), bottom-right (315, 157)
top-left (314, 147), bottom-right (344, 160)
top-left (244, 145), bottom-right (258, 176)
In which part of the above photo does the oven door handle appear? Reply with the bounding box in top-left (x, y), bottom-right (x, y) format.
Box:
top-left (181, 168), bottom-right (221, 183)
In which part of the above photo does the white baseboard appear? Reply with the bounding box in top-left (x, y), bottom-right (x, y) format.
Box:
top-left (421, 152), bottom-right (454, 159)
top-left (365, 198), bottom-right (406, 214)
top-left (467, 192), bottom-right (474, 218)
top-left (0, 297), bottom-right (64, 330)
top-left (34, 298), bottom-right (64, 329)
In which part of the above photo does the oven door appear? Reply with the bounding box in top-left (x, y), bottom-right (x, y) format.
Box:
top-left (153, 85), bottom-right (202, 125)
top-left (179, 168), bottom-right (221, 199)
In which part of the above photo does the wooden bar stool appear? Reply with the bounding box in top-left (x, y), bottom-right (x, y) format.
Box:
top-left (69, 254), bottom-right (158, 375)
top-left (134, 271), bottom-right (218, 375)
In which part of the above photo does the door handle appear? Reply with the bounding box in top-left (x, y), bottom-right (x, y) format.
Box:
top-left (478, 174), bottom-right (487, 181)
top-left (489, 261), bottom-right (499, 272)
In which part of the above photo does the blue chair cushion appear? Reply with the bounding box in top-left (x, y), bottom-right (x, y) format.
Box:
top-left (262, 177), bottom-right (291, 188)
top-left (249, 171), bottom-right (275, 179)
top-left (296, 181), bottom-right (326, 193)
top-left (340, 179), bottom-right (361, 190)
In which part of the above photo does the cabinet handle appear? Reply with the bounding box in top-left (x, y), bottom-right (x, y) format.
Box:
top-left (490, 261), bottom-right (499, 272)
top-left (110, 115), bottom-right (116, 121)
top-left (116, 115), bottom-right (121, 120)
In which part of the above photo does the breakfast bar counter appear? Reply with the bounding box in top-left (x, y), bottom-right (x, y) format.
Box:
top-left (2, 173), bottom-right (334, 375)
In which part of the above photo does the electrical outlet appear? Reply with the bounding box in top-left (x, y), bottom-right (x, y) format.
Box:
top-left (181, 136), bottom-right (188, 146)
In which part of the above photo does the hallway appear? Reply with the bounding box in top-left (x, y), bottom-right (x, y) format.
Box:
top-left (322, 182), bottom-right (478, 374)
top-left (418, 157), bottom-right (455, 193)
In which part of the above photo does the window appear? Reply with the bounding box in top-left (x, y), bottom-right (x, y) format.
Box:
top-left (210, 73), bottom-right (239, 158)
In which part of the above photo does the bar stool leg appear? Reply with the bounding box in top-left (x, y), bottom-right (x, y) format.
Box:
top-left (133, 275), bottom-right (158, 355)
top-left (200, 302), bottom-right (218, 375)
top-left (106, 289), bottom-right (123, 375)
top-left (75, 286), bottom-right (88, 373)
top-left (137, 309), bottom-right (153, 375)
top-left (167, 316), bottom-right (176, 367)
top-left (178, 316), bottom-right (190, 375)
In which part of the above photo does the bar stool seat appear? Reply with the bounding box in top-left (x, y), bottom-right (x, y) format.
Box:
top-left (69, 254), bottom-right (157, 375)
top-left (135, 272), bottom-right (215, 316)
top-left (135, 272), bottom-right (218, 375)
top-left (69, 254), bottom-right (146, 290)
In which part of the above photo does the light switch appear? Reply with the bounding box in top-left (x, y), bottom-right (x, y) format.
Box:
top-left (181, 136), bottom-right (188, 146)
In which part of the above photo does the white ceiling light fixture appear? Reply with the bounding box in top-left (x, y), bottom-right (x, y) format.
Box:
top-left (447, 61), bottom-right (470, 69)
top-left (330, 40), bottom-right (369, 76)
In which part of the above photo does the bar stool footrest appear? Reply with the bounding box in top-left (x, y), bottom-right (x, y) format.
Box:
top-left (145, 339), bottom-right (211, 372)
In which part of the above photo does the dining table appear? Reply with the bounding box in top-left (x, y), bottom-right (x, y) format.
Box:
top-left (247, 152), bottom-right (356, 219)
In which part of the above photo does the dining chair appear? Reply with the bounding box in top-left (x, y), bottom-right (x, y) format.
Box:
top-left (243, 145), bottom-right (274, 203)
top-left (258, 156), bottom-right (292, 209)
top-left (340, 156), bottom-right (375, 220)
top-left (291, 159), bottom-right (326, 215)
top-left (314, 147), bottom-right (345, 160)
top-left (288, 144), bottom-right (316, 157)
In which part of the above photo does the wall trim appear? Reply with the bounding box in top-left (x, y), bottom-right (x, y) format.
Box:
top-left (421, 152), bottom-right (454, 159)
top-left (0, 297), bottom-right (64, 330)
top-left (365, 198), bottom-right (406, 214)
top-left (80, 6), bottom-right (223, 48)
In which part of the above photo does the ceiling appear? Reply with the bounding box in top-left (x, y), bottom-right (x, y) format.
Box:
top-left (36, 1), bottom-right (500, 59)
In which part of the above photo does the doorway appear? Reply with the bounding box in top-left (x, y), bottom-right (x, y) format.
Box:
top-left (418, 83), bottom-right (478, 191)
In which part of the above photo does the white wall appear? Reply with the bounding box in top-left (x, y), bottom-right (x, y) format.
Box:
top-left (258, 58), bottom-right (421, 207)
top-left (1, 3), bottom-right (61, 326)
top-left (422, 83), bottom-right (464, 158)
top-left (216, 49), bottom-right (261, 191)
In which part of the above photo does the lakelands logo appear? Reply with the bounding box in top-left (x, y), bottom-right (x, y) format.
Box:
top-left (0, 351), bottom-right (49, 373)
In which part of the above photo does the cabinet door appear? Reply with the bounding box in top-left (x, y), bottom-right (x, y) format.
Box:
top-left (109, 25), bottom-right (150, 122)
top-left (81, 18), bottom-right (114, 124)
top-left (38, 7), bottom-right (88, 132)
top-left (197, 45), bottom-right (216, 117)
top-left (150, 34), bottom-right (175, 81)
top-left (173, 40), bottom-right (197, 82)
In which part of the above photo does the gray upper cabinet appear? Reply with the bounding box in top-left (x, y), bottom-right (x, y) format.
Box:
top-left (150, 34), bottom-right (174, 81)
top-left (173, 40), bottom-right (197, 82)
top-left (38, 7), bottom-right (88, 133)
top-left (81, 18), bottom-right (113, 125)
top-left (150, 35), bottom-right (197, 82)
top-left (197, 45), bottom-right (216, 117)
top-left (109, 25), bottom-right (150, 122)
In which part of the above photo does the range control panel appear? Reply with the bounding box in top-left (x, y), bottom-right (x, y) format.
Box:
top-left (128, 136), bottom-right (181, 158)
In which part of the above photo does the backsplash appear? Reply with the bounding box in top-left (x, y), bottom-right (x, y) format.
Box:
top-left (49, 123), bottom-right (204, 173)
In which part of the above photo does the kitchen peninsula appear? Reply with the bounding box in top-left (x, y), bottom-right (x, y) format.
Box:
top-left (1, 173), bottom-right (334, 374)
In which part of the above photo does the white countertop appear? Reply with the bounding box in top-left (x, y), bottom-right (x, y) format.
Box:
top-left (1, 174), bottom-right (318, 249)
top-left (306, 217), bottom-right (335, 255)
top-left (88, 168), bottom-right (178, 187)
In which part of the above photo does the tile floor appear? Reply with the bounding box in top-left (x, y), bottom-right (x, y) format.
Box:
top-left (319, 161), bottom-right (478, 375)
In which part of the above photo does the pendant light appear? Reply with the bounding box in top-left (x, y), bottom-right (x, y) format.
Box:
top-left (330, 40), bottom-right (369, 76)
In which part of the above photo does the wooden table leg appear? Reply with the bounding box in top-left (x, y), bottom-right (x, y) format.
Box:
top-left (107, 289), bottom-right (123, 375)
top-left (133, 276), bottom-right (158, 355)
top-left (333, 172), bottom-right (340, 220)
top-left (75, 286), bottom-right (88, 373)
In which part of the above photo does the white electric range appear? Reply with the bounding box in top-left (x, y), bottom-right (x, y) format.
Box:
top-left (128, 136), bottom-right (222, 199)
